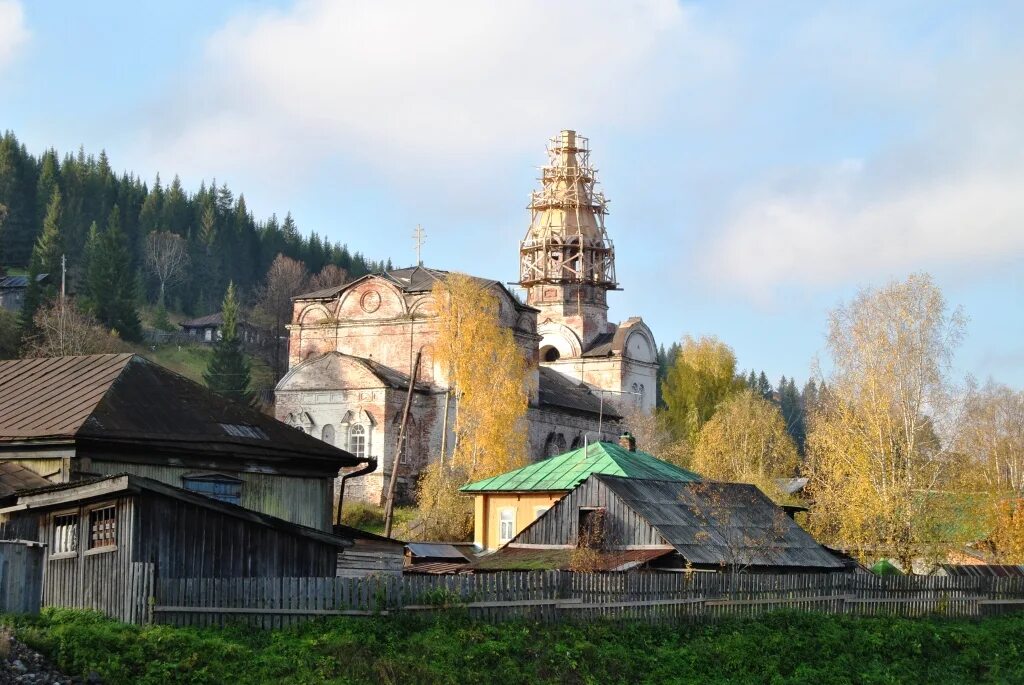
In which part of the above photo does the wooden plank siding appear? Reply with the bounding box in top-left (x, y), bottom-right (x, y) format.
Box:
top-left (0, 541), bottom-right (44, 615)
top-left (89, 461), bottom-right (333, 531)
top-left (515, 477), bottom-right (662, 547)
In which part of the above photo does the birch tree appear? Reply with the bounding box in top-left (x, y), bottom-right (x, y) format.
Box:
top-left (144, 230), bottom-right (189, 306)
top-left (693, 389), bottom-right (800, 501)
top-left (804, 273), bottom-right (968, 567)
top-left (661, 336), bottom-right (744, 445)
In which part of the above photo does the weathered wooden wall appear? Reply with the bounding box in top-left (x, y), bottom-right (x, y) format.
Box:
top-left (38, 497), bottom-right (153, 624)
top-left (133, 492), bottom-right (340, 579)
top-left (89, 461), bottom-right (332, 531)
top-left (515, 477), bottom-right (661, 547)
top-left (0, 540), bottom-right (44, 615)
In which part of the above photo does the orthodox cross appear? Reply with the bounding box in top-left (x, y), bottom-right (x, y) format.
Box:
top-left (413, 225), bottom-right (426, 267)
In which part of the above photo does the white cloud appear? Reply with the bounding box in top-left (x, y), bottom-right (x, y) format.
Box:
top-left (144, 0), bottom-right (730, 184)
top-left (698, 8), bottom-right (1024, 298)
top-left (0, 0), bottom-right (29, 71)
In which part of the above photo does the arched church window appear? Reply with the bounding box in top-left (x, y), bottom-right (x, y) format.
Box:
top-left (349, 425), bottom-right (366, 459)
top-left (631, 382), bottom-right (639, 393)
top-left (570, 435), bottom-right (583, 450)
top-left (544, 432), bottom-right (558, 457)
top-left (321, 424), bottom-right (335, 445)
top-left (639, 384), bottom-right (645, 396)
top-left (554, 433), bottom-right (566, 454)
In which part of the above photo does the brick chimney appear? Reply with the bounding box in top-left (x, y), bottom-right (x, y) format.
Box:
top-left (618, 432), bottom-right (636, 452)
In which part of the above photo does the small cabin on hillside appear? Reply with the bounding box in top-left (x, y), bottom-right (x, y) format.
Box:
top-left (0, 273), bottom-right (49, 311)
top-left (180, 312), bottom-right (264, 345)
top-left (0, 474), bottom-right (352, 623)
top-left (460, 435), bottom-right (700, 550)
top-left (0, 354), bottom-right (367, 531)
top-left (472, 474), bottom-right (845, 574)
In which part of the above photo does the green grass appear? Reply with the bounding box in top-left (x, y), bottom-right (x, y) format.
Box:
top-left (132, 343), bottom-right (275, 390)
top-left (6, 608), bottom-right (1024, 685)
top-left (340, 502), bottom-right (418, 536)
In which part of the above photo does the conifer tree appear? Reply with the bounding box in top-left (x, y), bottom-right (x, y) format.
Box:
top-left (20, 189), bottom-right (64, 336)
top-left (204, 281), bottom-right (252, 404)
top-left (84, 206), bottom-right (142, 341)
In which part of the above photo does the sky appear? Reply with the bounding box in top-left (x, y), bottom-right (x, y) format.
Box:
top-left (2, 0), bottom-right (1022, 388)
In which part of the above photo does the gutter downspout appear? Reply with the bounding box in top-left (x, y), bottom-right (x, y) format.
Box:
top-left (335, 457), bottom-right (378, 527)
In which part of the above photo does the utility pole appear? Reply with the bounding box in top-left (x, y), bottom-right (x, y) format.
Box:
top-left (412, 225), bottom-right (426, 267)
top-left (384, 349), bottom-right (422, 537)
top-left (60, 254), bottom-right (66, 300)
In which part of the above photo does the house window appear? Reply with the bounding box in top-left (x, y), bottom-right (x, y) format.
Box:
top-left (182, 474), bottom-right (243, 505)
top-left (53, 513), bottom-right (78, 555)
top-left (322, 424), bottom-right (336, 445)
top-left (499, 507), bottom-right (516, 543)
top-left (533, 506), bottom-right (549, 520)
top-left (349, 425), bottom-right (366, 459)
top-left (88, 506), bottom-right (117, 549)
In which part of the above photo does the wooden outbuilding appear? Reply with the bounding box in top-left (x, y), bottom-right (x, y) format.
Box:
top-left (472, 474), bottom-right (846, 574)
top-left (0, 474), bottom-right (352, 623)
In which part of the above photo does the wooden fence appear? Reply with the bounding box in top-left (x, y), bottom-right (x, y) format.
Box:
top-left (0, 540), bottom-right (44, 616)
top-left (151, 571), bottom-right (1024, 628)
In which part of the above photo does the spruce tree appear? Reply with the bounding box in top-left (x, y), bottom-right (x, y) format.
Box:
top-left (20, 189), bottom-right (64, 336)
top-left (84, 206), bottom-right (143, 341)
top-left (204, 281), bottom-right (252, 404)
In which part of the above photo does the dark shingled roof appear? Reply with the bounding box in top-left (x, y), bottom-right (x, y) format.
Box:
top-left (0, 462), bottom-right (52, 498)
top-left (0, 354), bottom-right (360, 471)
top-left (180, 312), bottom-right (224, 328)
top-left (596, 475), bottom-right (843, 569)
top-left (538, 367), bottom-right (621, 419)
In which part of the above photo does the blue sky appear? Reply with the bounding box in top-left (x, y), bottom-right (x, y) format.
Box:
top-left (2, 1), bottom-right (1022, 388)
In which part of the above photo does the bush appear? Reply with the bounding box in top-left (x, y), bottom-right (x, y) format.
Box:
top-left (6, 608), bottom-right (1024, 685)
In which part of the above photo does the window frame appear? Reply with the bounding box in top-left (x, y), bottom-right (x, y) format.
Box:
top-left (533, 505), bottom-right (550, 520)
top-left (181, 472), bottom-right (244, 505)
top-left (85, 504), bottom-right (118, 555)
top-left (349, 424), bottom-right (367, 459)
top-left (50, 509), bottom-right (80, 560)
top-left (498, 507), bottom-right (516, 544)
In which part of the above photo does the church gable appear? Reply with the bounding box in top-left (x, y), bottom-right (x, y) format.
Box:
top-left (277, 352), bottom-right (390, 392)
top-left (335, 277), bottom-right (407, 320)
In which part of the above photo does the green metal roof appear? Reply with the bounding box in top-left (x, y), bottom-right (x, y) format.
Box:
top-left (460, 441), bottom-right (701, 493)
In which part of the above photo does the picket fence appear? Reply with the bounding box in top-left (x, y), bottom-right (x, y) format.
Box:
top-left (150, 571), bottom-right (1024, 628)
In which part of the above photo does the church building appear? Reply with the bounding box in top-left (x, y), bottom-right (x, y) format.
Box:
top-left (274, 130), bottom-right (657, 504)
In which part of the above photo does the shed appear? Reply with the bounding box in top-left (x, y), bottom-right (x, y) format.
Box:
top-left (473, 474), bottom-right (844, 574)
top-left (180, 312), bottom-right (264, 345)
top-left (334, 524), bottom-right (405, 577)
top-left (404, 542), bottom-right (472, 574)
top-left (0, 353), bottom-right (366, 531)
top-left (461, 440), bottom-right (700, 550)
top-left (0, 474), bottom-right (353, 622)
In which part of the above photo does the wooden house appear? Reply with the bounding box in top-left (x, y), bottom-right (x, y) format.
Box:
top-left (0, 354), bottom-right (368, 531)
top-left (0, 474), bottom-right (351, 623)
top-left (471, 474), bottom-right (845, 573)
top-left (0, 274), bottom-right (49, 311)
top-left (180, 312), bottom-right (264, 345)
top-left (460, 436), bottom-right (700, 550)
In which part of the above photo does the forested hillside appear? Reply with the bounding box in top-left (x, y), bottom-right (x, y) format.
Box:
top-left (0, 131), bottom-right (389, 316)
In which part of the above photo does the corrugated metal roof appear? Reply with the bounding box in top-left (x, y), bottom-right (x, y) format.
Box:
top-left (406, 542), bottom-right (469, 560)
top-left (0, 462), bottom-right (52, 497)
top-left (596, 475), bottom-right (843, 569)
top-left (0, 354), bottom-right (360, 470)
top-left (461, 442), bottom-right (700, 493)
top-left (0, 274), bottom-right (48, 289)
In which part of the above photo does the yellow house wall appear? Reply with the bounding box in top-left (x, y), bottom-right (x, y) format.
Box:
top-left (473, 492), bottom-right (564, 550)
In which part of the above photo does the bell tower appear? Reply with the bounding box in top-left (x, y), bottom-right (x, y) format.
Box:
top-left (518, 130), bottom-right (618, 356)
